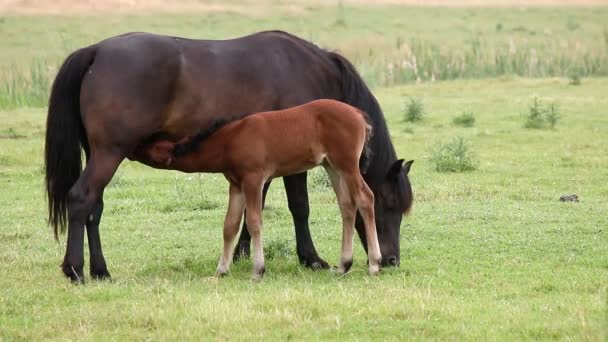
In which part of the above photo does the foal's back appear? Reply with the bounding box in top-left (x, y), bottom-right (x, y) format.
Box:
top-left (228, 99), bottom-right (368, 178)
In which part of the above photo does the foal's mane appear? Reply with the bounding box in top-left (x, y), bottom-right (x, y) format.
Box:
top-left (172, 117), bottom-right (239, 158)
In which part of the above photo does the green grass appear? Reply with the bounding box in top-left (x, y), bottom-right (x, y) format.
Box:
top-left (1, 3), bottom-right (608, 340)
top-left (1, 77), bottom-right (606, 340)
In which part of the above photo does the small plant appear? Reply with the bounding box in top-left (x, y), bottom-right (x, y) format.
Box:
top-left (523, 97), bottom-right (560, 130)
top-left (495, 22), bottom-right (503, 32)
top-left (403, 97), bottom-right (424, 122)
top-left (524, 97), bottom-right (545, 129)
top-left (569, 73), bottom-right (581, 85)
top-left (309, 167), bottom-right (331, 191)
top-left (333, 0), bottom-right (347, 27)
top-left (429, 137), bottom-right (477, 173)
top-left (452, 111), bottom-right (476, 127)
top-left (264, 238), bottom-right (293, 260)
top-left (545, 102), bottom-right (560, 129)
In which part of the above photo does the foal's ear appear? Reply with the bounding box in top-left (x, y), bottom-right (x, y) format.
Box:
top-left (403, 160), bottom-right (414, 175)
top-left (387, 159), bottom-right (405, 181)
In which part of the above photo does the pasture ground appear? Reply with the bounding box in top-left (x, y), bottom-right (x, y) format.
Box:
top-left (0, 2), bottom-right (607, 340)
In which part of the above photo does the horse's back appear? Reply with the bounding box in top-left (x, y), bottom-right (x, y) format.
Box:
top-left (80, 31), bottom-right (343, 158)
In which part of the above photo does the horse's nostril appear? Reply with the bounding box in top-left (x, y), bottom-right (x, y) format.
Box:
top-left (387, 256), bottom-right (399, 266)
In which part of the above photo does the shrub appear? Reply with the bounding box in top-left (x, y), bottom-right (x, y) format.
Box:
top-left (429, 137), bottom-right (477, 173)
top-left (452, 111), bottom-right (476, 127)
top-left (309, 167), bottom-right (332, 191)
top-left (569, 73), bottom-right (581, 85)
top-left (523, 97), bottom-right (560, 130)
top-left (264, 239), bottom-right (293, 260)
top-left (523, 97), bottom-right (546, 129)
top-left (403, 97), bottom-right (424, 122)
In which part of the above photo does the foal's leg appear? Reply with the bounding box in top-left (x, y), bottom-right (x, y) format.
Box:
top-left (217, 184), bottom-right (246, 276)
top-left (325, 167), bottom-right (356, 275)
top-left (63, 150), bottom-right (123, 283)
top-left (343, 172), bottom-right (382, 275)
top-left (86, 197), bottom-right (111, 280)
top-left (233, 181), bottom-right (271, 261)
top-left (242, 178), bottom-right (266, 281)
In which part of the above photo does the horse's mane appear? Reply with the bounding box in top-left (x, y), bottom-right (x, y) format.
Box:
top-left (326, 50), bottom-right (413, 214)
top-left (172, 117), bottom-right (237, 158)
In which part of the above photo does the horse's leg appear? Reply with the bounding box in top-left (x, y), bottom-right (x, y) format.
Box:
top-left (325, 166), bottom-right (356, 274)
top-left (62, 150), bottom-right (122, 283)
top-left (343, 172), bottom-right (381, 275)
top-left (233, 181), bottom-right (271, 261)
top-left (86, 198), bottom-right (111, 280)
top-left (217, 184), bottom-right (246, 276)
top-left (242, 177), bottom-right (266, 281)
top-left (283, 173), bottom-right (330, 270)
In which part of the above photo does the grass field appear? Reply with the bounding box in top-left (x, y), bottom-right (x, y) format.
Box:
top-left (1, 1), bottom-right (607, 340)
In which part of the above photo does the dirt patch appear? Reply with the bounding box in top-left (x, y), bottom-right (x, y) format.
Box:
top-left (0, 0), bottom-right (606, 15)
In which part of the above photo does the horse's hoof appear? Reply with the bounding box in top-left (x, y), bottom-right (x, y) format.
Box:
top-left (299, 254), bottom-right (330, 270)
top-left (91, 270), bottom-right (112, 282)
top-left (62, 264), bottom-right (85, 284)
top-left (233, 241), bottom-right (251, 261)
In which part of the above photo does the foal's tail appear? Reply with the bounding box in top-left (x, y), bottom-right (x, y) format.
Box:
top-left (358, 109), bottom-right (373, 174)
top-left (45, 45), bottom-right (97, 239)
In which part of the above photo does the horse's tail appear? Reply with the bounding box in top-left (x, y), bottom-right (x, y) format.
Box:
top-left (45, 45), bottom-right (97, 239)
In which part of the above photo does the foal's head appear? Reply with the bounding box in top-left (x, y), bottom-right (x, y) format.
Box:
top-left (143, 140), bottom-right (176, 167)
top-left (373, 159), bottom-right (414, 267)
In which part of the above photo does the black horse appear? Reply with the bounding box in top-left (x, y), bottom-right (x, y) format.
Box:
top-left (45, 31), bottom-right (413, 283)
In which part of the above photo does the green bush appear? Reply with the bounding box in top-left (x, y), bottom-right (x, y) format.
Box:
top-left (569, 73), bottom-right (582, 85)
top-left (429, 137), bottom-right (477, 173)
top-left (264, 239), bottom-right (293, 260)
top-left (403, 97), bottom-right (424, 122)
top-left (523, 97), bottom-right (560, 129)
top-left (309, 167), bottom-right (332, 192)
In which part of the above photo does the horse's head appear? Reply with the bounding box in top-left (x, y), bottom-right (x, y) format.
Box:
top-left (372, 159), bottom-right (414, 267)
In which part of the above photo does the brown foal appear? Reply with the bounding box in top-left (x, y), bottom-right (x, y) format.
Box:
top-left (137, 99), bottom-right (381, 280)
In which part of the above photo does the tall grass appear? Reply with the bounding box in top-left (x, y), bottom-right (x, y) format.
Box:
top-left (0, 60), bottom-right (53, 110)
top-left (2, 34), bottom-right (608, 109)
top-left (358, 36), bottom-right (608, 87)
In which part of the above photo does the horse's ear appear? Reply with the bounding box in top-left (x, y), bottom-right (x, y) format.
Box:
top-left (387, 159), bottom-right (405, 181)
top-left (403, 160), bottom-right (414, 175)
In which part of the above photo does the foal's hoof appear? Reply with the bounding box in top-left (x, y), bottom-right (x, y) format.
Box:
top-left (251, 266), bottom-right (266, 282)
top-left (233, 241), bottom-right (251, 261)
top-left (368, 265), bottom-right (380, 276)
top-left (216, 271), bottom-right (229, 278)
top-left (298, 254), bottom-right (330, 270)
top-left (337, 259), bottom-right (353, 275)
